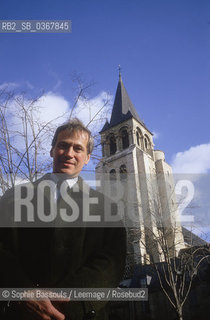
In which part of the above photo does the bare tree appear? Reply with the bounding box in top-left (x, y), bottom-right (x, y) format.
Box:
top-left (0, 76), bottom-right (111, 193)
top-left (126, 189), bottom-right (210, 320)
top-left (146, 229), bottom-right (209, 320)
top-left (101, 171), bottom-right (210, 320)
top-left (0, 89), bottom-right (62, 193)
top-left (69, 72), bottom-right (112, 166)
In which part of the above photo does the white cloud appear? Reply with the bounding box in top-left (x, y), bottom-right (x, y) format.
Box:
top-left (37, 92), bottom-right (70, 124)
top-left (171, 143), bottom-right (210, 174)
top-left (29, 90), bottom-right (113, 133)
top-left (0, 82), bottom-right (18, 90)
top-left (0, 83), bottom-right (113, 184)
top-left (152, 131), bottom-right (160, 140)
top-left (2, 92), bottom-right (70, 155)
top-left (3, 89), bottom-right (112, 154)
top-left (8, 91), bottom-right (70, 126)
top-left (37, 90), bottom-right (113, 136)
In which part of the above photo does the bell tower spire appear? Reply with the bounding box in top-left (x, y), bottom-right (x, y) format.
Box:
top-left (100, 67), bottom-right (148, 133)
top-left (118, 64), bottom-right (122, 81)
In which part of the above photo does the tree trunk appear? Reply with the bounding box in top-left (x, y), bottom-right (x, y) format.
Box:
top-left (177, 306), bottom-right (183, 320)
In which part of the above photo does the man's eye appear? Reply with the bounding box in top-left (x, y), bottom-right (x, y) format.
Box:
top-left (58, 143), bottom-right (67, 148)
top-left (75, 146), bottom-right (82, 151)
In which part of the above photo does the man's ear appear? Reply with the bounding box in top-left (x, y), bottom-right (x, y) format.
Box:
top-left (85, 153), bottom-right (91, 165)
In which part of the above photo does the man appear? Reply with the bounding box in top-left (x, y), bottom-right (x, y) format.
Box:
top-left (0, 118), bottom-right (126, 320)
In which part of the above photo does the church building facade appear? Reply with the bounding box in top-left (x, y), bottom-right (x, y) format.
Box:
top-left (96, 73), bottom-right (185, 277)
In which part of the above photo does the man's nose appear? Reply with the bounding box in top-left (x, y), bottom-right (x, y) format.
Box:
top-left (65, 146), bottom-right (74, 158)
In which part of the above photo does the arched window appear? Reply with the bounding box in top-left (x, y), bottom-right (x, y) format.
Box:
top-left (120, 164), bottom-right (127, 181)
top-left (136, 131), bottom-right (140, 146)
top-left (120, 164), bottom-right (127, 174)
top-left (136, 128), bottom-right (142, 147)
top-left (121, 129), bottom-right (129, 149)
top-left (109, 135), bottom-right (116, 155)
top-left (144, 135), bottom-right (151, 151)
top-left (110, 169), bottom-right (116, 180)
top-left (144, 137), bottom-right (148, 150)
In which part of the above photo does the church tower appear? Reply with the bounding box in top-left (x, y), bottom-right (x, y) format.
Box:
top-left (96, 71), bottom-right (185, 277)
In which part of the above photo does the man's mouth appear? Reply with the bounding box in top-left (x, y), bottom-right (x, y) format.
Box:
top-left (61, 161), bottom-right (75, 166)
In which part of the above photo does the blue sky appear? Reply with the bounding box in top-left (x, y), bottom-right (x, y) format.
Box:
top-left (1, 1), bottom-right (210, 238)
top-left (1, 0), bottom-right (209, 165)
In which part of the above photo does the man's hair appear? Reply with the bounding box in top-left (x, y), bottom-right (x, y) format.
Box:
top-left (51, 118), bottom-right (94, 154)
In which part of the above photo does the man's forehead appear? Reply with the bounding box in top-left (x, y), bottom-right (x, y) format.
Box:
top-left (57, 129), bottom-right (89, 142)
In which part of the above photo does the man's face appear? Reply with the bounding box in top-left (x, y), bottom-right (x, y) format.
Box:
top-left (50, 129), bottom-right (91, 177)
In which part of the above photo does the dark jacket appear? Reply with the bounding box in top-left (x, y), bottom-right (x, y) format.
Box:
top-left (0, 174), bottom-right (126, 320)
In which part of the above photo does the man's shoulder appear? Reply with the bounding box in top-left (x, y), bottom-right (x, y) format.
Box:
top-left (0, 174), bottom-right (50, 202)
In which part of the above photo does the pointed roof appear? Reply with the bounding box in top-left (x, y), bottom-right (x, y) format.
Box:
top-left (100, 74), bottom-right (148, 133)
